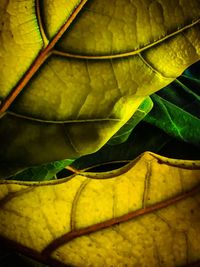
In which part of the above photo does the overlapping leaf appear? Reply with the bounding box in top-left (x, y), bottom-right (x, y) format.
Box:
top-left (0, 0), bottom-right (200, 177)
top-left (144, 61), bottom-right (200, 146)
top-left (0, 2), bottom-right (200, 266)
top-left (72, 60), bottom-right (200, 170)
top-left (0, 152), bottom-right (200, 266)
top-left (8, 159), bottom-right (74, 182)
top-left (72, 122), bottom-right (171, 170)
top-left (145, 94), bottom-right (200, 146)
top-left (6, 62), bottom-right (200, 181)
top-left (108, 97), bottom-right (153, 145)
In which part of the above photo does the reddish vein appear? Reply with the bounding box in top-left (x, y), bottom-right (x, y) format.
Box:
top-left (41, 185), bottom-right (200, 258)
top-left (0, 0), bottom-right (88, 115)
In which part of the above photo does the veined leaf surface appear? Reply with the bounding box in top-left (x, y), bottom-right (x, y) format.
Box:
top-left (145, 93), bottom-right (200, 146)
top-left (0, 152), bottom-right (200, 266)
top-left (144, 61), bottom-right (200, 146)
top-left (0, 0), bottom-right (200, 177)
top-left (108, 97), bottom-right (153, 145)
top-left (8, 159), bottom-right (74, 181)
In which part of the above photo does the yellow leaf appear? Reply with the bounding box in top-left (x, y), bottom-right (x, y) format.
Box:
top-left (0, 0), bottom-right (200, 176)
top-left (0, 152), bottom-right (200, 266)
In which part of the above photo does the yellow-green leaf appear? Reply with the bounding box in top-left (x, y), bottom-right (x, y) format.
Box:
top-left (0, 1), bottom-right (200, 176)
top-left (0, 152), bottom-right (200, 266)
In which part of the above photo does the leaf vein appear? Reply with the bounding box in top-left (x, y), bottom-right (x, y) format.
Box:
top-left (52, 18), bottom-right (200, 62)
top-left (70, 179), bottom-right (90, 231)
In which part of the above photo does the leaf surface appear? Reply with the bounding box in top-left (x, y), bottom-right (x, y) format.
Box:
top-left (145, 94), bottom-right (200, 146)
top-left (0, 152), bottom-right (200, 266)
top-left (108, 97), bottom-right (153, 145)
top-left (0, 0), bottom-right (200, 176)
top-left (144, 61), bottom-right (200, 146)
top-left (8, 159), bottom-right (74, 182)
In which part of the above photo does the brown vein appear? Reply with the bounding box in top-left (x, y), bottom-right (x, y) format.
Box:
top-left (52, 18), bottom-right (200, 60)
top-left (0, 0), bottom-right (89, 115)
top-left (41, 185), bottom-right (200, 258)
top-left (142, 161), bottom-right (152, 208)
top-left (0, 187), bottom-right (34, 207)
top-left (70, 179), bottom-right (90, 231)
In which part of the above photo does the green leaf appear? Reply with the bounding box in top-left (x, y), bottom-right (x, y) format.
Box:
top-left (0, 0), bottom-right (200, 177)
top-left (4, 62), bottom-right (200, 181)
top-left (73, 61), bottom-right (200, 171)
top-left (144, 61), bottom-right (200, 146)
top-left (108, 97), bottom-right (153, 145)
top-left (7, 159), bottom-right (74, 182)
top-left (145, 94), bottom-right (200, 146)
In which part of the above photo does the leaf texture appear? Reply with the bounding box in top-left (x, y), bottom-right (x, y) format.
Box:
top-left (108, 97), bottom-right (153, 145)
top-left (8, 159), bottom-right (74, 181)
top-left (144, 61), bottom-right (200, 146)
top-left (0, 0), bottom-right (200, 176)
top-left (145, 93), bottom-right (200, 146)
top-left (0, 152), bottom-right (200, 266)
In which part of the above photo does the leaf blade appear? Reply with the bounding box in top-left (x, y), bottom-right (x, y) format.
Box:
top-left (145, 62), bottom-right (200, 147)
top-left (108, 97), bottom-right (153, 145)
top-left (0, 152), bottom-right (200, 266)
top-left (0, 0), bottom-right (200, 177)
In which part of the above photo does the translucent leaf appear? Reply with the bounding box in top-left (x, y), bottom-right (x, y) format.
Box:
top-left (8, 159), bottom-right (74, 182)
top-left (0, 0), bottom-right (200, 177)
top-left (108, 97), bottom-right (153, 145)
top-left (0, 152), bottom-right (200, 266)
